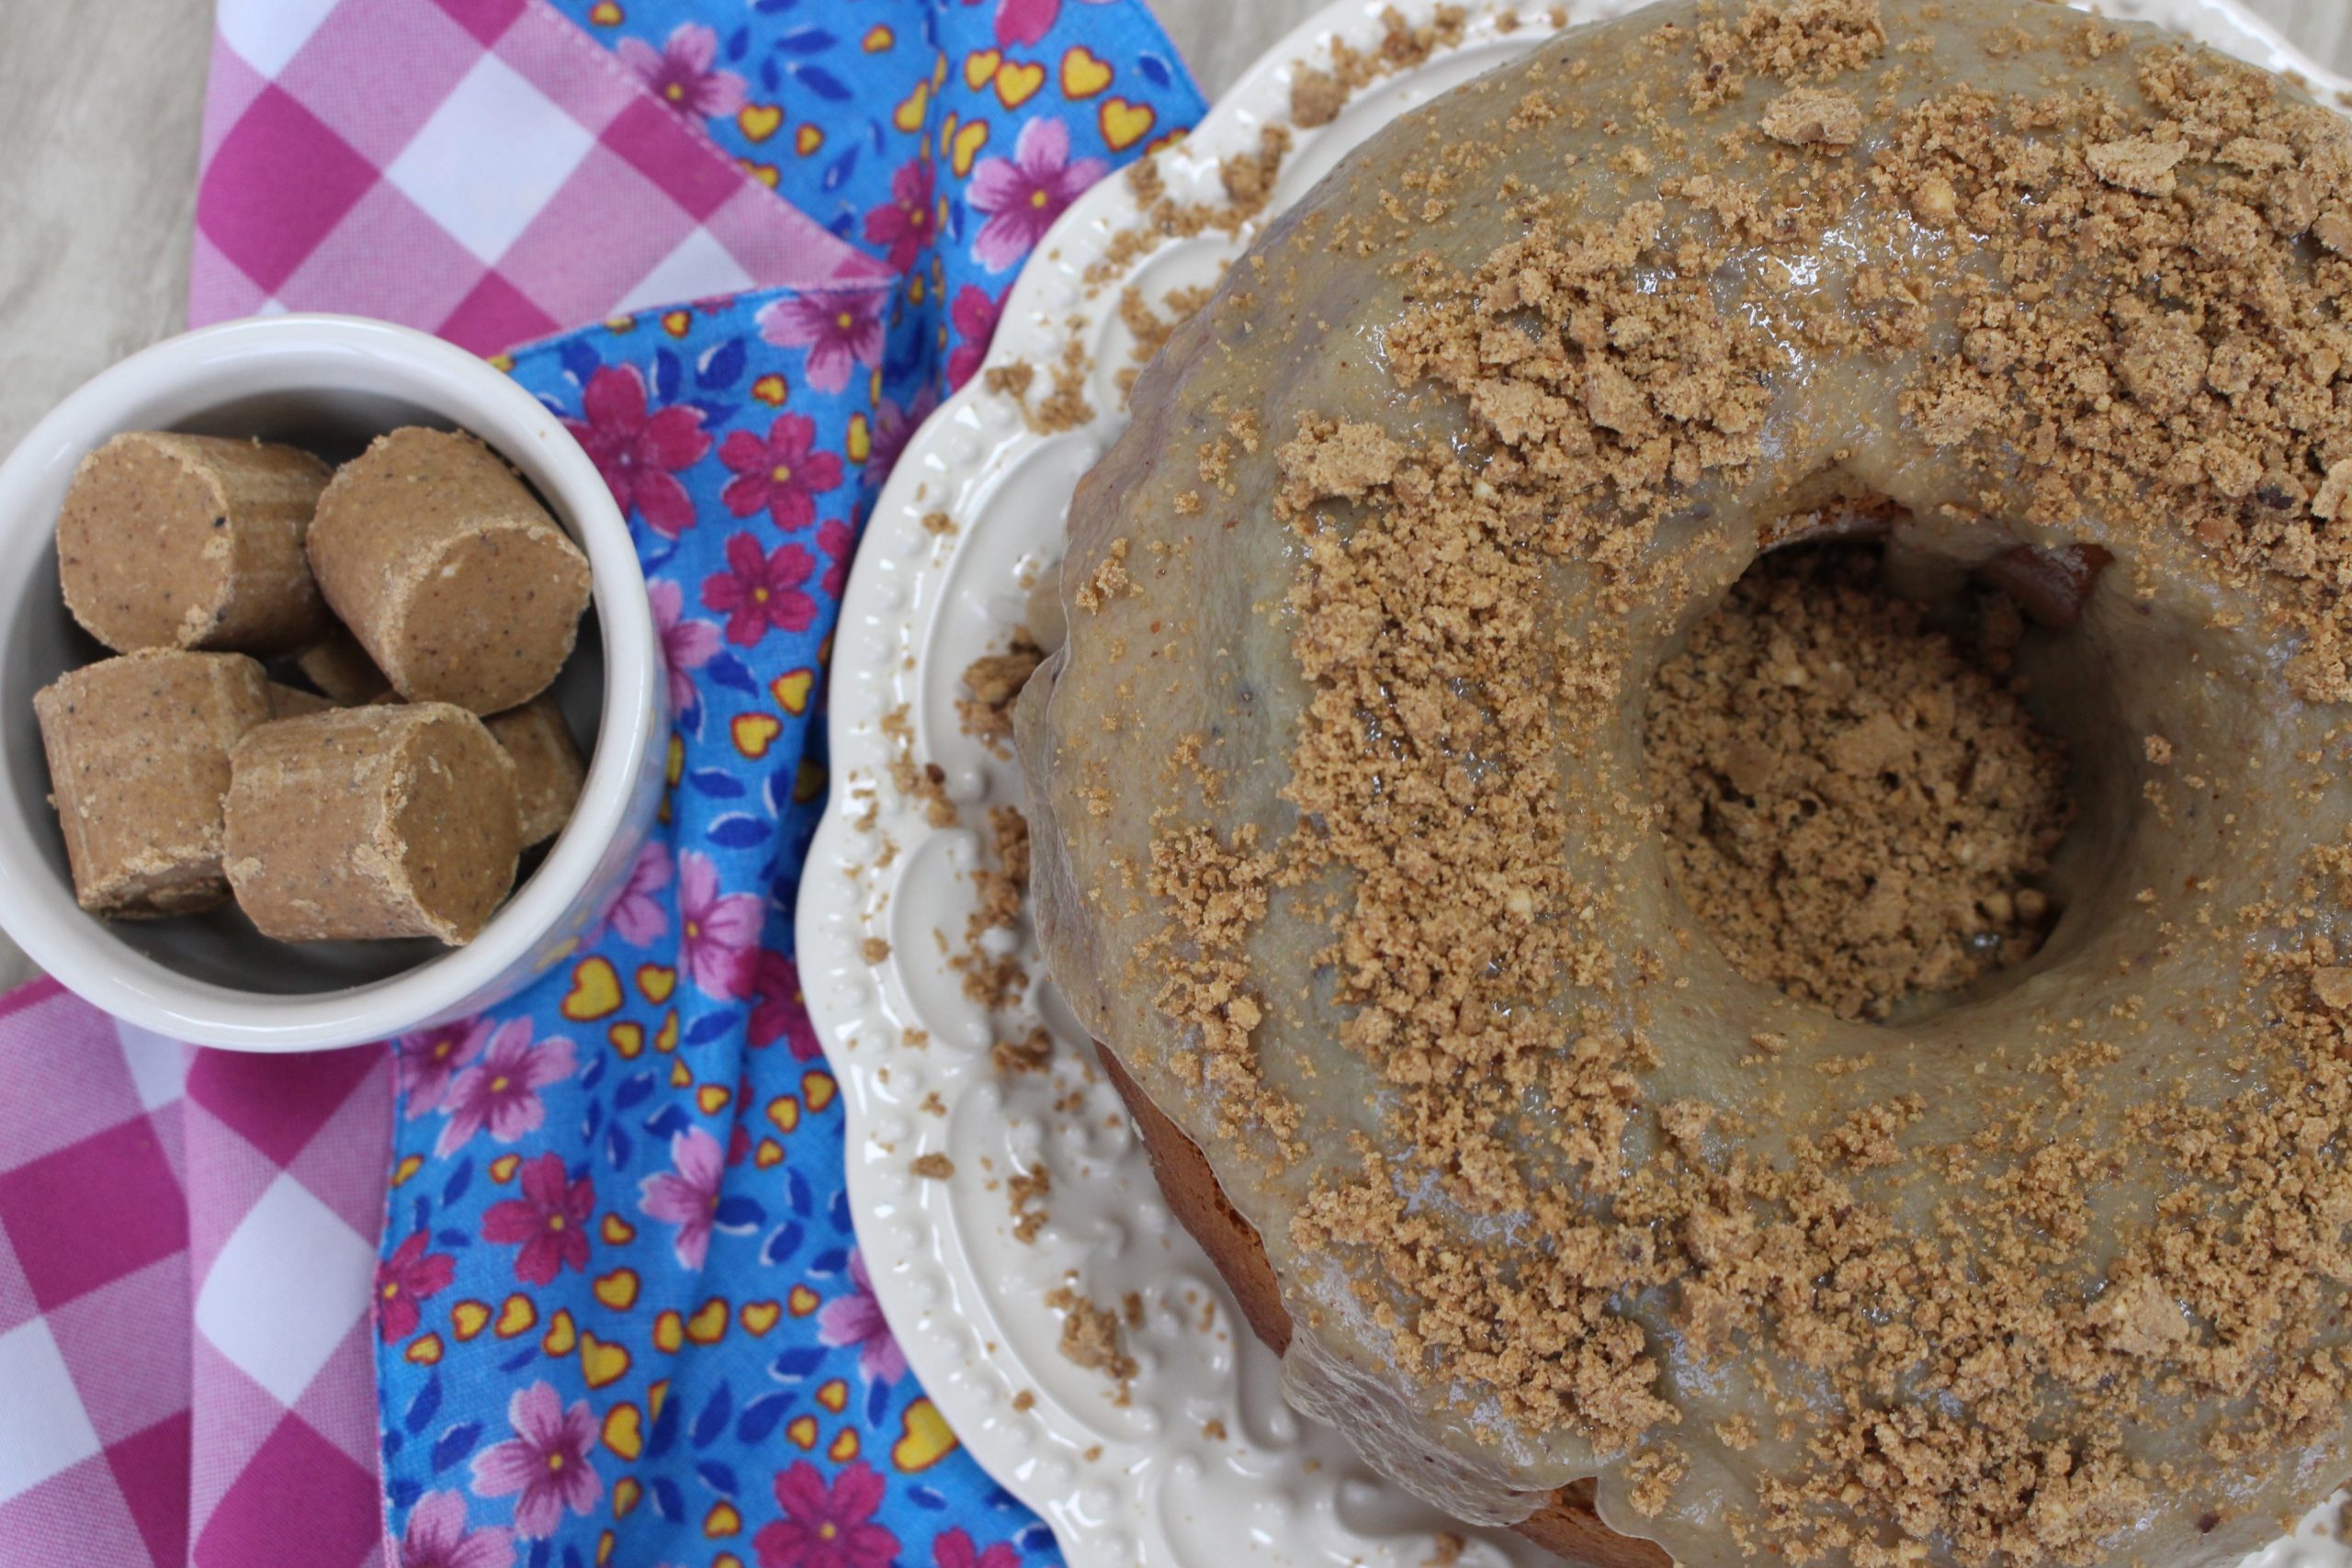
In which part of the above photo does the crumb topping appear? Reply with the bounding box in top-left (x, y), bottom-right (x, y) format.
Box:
top-left (1029, 2), bottom-right (2352, 1564)
top-left (1645, 547), bottom-right (2071, 1021)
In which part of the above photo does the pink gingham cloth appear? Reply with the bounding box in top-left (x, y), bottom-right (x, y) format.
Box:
top-left (0, 1), bottom-right (900, 1563)
top-left (191, 0), bottom-right (892, 344)
top-left (0, 983), bottom-right (384, 1566)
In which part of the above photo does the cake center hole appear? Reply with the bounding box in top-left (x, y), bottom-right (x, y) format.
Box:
top-left (1642, 538), bottom-right (2075, 1022)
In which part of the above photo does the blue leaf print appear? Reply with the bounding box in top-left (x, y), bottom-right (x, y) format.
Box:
top-left (684, 398), bottom-right (738, 425)
top-left (1137, 53), bottom-right (1173, 88)
top-left (557, 338), bottom-right (603, 389)
top-left (1017, 1524), bottom-right (1058, 1551)
top-left (644, 1103), bottom-right (691, 1139)
top-left (704, 654), bottom-right (759, 694)
top-left (760, 1222), bottom-right (804, 1268)
top-left (441, 1157), bottom-right (473, 1206)
top-left (768, 1346), bottom-right (825, 1384)
top-left (865, 1376), bottom-right (892, 1425)
top-left (605, 1122), bottom-right (633, 1169)
top-left (707, 814), bottom-right (772, 849)
top-left (647, 1393), bottom-right (682, 1458)
top-left (651, 348), bottom-right (684, 403)
top-left (724, 24), bottom-right (749, 61)
top-left (649, 1478), bottom-right (684, 1521)
top-left (404, 1377), bottom-right (441, 1438)
top-left (431, 1421), bottom-right (483, 1473)
top-left (528, 1540), bottom-right (551, 1568)
top-left (696, 338), bottom-right (747, 389)
top-left (692, 1383), bottom-right (733, 1449)
top-left (736, 1392), bottom-right (792, 1445)
top-left (787, 1167), bottom-right (814, 1217)
top-left (808, 1246), bottom-right (847, 1280)
top-left (498, 1348), bottom-right (537, 1374)
top-left (388, 1476), bottom-right (423, 1510)
top-left (582, 1100), bottom-right (604, 1140)
top-left (823, 146), bottom-right (863, 195)
top-left (827, 1189), bottom-right (852, 1232)
top-left (684, 1012), bottom-right (739, 1046)
top-left (713, 1195), bottom-right (766, 1231)
top-left (697, 1460), bottom-right (742, 1496)
top-left (435, 1228), bottom-right (471, 1250)
top-left (410, 1195), bottom-right (432, 1233)
top-left (615, 1071), bottom-right (658, 1110)
top-left (759, 55), bottom-right (781, 93)
top-left (908, 1485), bottom-right (948, 1510)
top-left (796, 65), bottom-right (853, 101)
top-left (384, 1429), bottom-right (403, 1459)
top-left (775, 27), bottom-right (836, 53)
top-left (752, 0), bottom-right (797, 12)
top-left (579, 1052), bottom-right (607, 1091)
top-left (563, 1546), bottom-right (586, 1568)
top-left (687, 769), bottom-right (748, 798)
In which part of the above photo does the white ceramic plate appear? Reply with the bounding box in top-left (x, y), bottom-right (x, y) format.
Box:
top-left (796, 4), bottom-right (2352, 1566)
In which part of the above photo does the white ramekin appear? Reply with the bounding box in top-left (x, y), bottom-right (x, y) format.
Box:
top-left (0, 314), bottom-right (666, 1052)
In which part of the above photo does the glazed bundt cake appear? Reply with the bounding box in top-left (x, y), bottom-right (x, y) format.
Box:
top-left (1018, 3), bottom-right (2352, 1564)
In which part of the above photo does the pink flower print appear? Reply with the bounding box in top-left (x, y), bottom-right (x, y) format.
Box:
top-left (639, 1125), bottom-right (724, 1269)
top-left (677, 850), bottom-right (763, 999)
top-left (817, 1250), bottom-right (907, 1384)
top-left (401, 1491), bottom-right (515, 1568)
top-left (757, 290), bottom-right (888, 396)
top-left (865, 157), bottom-right (938, 273)
top-left (946, 286), bottom-right (1001, 390)
top-left (469, 1382), bottom-right (601, 1540)
top-left (753, 1461), bottom-right (899, 1568)
top-left (702, 532), bottom-right (818, 647)
top-left (968, 119), bottom-right (1105, 272)
top-left (718, 413), bottom-right (844, 532)
top-left (933, 1529), bottom-right (1019, 1568)
top-left (648, 580), bottom-right (719, 719)
top-left (435, 1021), bottom-right (577, 1157)
top-left (562, 364), bottom-right (710, 538)
top-left (748, 948), bottom-right (821, 1059)
top-left (601, 839), bottom-right (672, 949)
top-left (817, 519), bottom-right (854, 603)
top-left (376, 1231), bottom-right (457, 1343)
top-left (618, 23), bottom-right (747, 120)
top-left (481, 1154), bottom-right (594, 1286)
top-left (866, 389), bottom-right (937, 480)
top-left (395, 1018), bottom-right (490, 1119)
top-left (993, 0), bottom-right (1059, 48)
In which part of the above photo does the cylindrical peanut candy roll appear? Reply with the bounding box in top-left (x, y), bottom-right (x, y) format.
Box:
top-left (484, 694), bottom-right (586, 848)
top-left (58, 433), bottom-right (333, 654)
top-left (223, 703), bottom-right (521, 945)
top-left (33, 649), bottom-right (273, 917)
top-left (307, 428), bottom-right (592, 715)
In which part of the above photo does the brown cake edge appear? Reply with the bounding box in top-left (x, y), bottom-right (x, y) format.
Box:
top-left (1094, 1043), bottom-right (1673, 1568)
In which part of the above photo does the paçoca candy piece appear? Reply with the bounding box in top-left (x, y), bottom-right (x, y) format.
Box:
top-left (223, 703), bottom-right (521, 944)
top-left (265, 682), bottom-right (335, 720)
top-left (58, 432), bottom-right (333, 654)
top-left (34, 649), bottom-right (273, 917)
top-left (485, 694), bottom-right (586, 847)
top-left (306, 428), bottom-right (592, 715)
top-left (291, 623), bottom-right (392, 705)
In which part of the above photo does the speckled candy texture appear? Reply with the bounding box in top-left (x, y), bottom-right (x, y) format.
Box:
top-left (485, 694), bottom-right (585, 847)
top-left (223, 703), bottom-right (521, 944)
top-left (308, 428), bottom-right (593, 715)
top-left (57, 431), bottom-right (333, 653)
top-left (33, 649), bottom-right (273, 917)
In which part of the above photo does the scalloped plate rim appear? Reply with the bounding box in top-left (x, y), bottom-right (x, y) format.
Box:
top-left (796, 4), bottom-right (2352, 1567)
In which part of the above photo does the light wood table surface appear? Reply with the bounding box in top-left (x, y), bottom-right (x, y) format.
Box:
top-left (0, 0), bottom-right (2344, 994)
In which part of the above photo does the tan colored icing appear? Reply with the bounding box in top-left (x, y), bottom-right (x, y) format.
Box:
top-left (1019, 4), bottom-right (2352, 1565)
